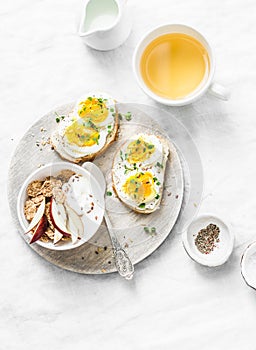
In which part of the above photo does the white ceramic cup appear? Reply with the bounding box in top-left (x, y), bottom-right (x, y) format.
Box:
top-left (133, 24), bottom-right (230, 106)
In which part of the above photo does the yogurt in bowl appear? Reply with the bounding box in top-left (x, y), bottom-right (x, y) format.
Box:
top-left (17, 162), bottom-right (105, 250)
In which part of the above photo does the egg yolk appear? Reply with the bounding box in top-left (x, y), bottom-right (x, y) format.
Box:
top-left (122, 172), bottom-right (156, 203)
top-left (65, 121), bottom-right (99, 147)
top-left (77, 97), bottom-right (110, 124)
top-left (127, 138), bottom-right (155, 164)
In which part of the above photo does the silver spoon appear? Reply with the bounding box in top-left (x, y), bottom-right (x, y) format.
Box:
top-left (82, 162), bottom-right (134, 280)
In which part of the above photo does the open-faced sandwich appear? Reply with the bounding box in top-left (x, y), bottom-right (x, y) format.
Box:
top-left (51, 92), bottom-right (118, 163)
top-left (112, 133), bottom-right (169, 213)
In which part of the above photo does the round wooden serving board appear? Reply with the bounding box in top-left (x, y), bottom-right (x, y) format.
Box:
top-left (8, 102), bottom-right (186, 274)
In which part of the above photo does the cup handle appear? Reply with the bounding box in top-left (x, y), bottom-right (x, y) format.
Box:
top-left (208, 82), bottom-right (230, 101)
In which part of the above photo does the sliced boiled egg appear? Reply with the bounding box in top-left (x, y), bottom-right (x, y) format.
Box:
top-left (122, 171), bottom-right (157, 203)
top-left (73, 92), bottom-right (117, 127)
top-left (121, 134), bottom-right (163, 167)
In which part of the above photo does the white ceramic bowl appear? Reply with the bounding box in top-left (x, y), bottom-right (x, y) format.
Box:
top-left (133, 24), bottom-right (215, 106)
top-left (241, 241), bottom-right (256, 290)
top-left (182, 214), bottom-right (234, 267)
top-left (17, 162), bottom-right (105, 250)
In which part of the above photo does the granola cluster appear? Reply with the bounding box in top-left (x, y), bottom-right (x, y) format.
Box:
top-left (24, 169), bottom-right (75, 242)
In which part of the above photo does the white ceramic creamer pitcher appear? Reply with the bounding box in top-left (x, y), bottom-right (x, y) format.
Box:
top-left (78, 0), bottom-right (131, 51)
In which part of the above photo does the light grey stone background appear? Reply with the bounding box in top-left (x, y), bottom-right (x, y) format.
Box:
top-left (1, 0), bottom-right (256, 349)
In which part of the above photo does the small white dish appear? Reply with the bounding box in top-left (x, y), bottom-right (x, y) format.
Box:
top-left (182, 214), bottom-right (234, 267)
top-left (241, 241), bottom-right (256, 290)
top-left (17, 162), bottom-right (105, 251)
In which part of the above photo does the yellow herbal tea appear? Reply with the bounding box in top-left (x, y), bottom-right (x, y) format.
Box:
top-left (140, 33), bottom-right (210, 100)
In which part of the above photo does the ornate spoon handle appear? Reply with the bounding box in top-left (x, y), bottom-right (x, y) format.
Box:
top-left (104, 212), bottom-right (134, 280)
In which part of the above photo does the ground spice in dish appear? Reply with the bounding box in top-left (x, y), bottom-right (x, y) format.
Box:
top-left (194, 223), bottom-right (220, 254)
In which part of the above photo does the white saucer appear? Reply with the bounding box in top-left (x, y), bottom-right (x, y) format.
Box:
top-left (182, 214), bottom-right (234, 267)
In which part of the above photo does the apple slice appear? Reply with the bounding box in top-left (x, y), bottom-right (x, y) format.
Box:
top-left (30, 215), bottom-right (48, 244)
top-left (65, 205), bottom-right (84, 244)
top-left (53, 229), bottom-right (63, 245)
top-left (50, 198), bottom-right (71, 237)
top-left (67, 216), bottom-right (79, 244)
top-left (25, 197), bottom-right (45, 234)
top-left (65, 204), bottom-right (84, 237)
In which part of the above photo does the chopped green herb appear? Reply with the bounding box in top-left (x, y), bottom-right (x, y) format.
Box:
top-left (144, 226), bottom-right (157, 235)
top-left (156, 162), bottom-right (163, 168)
top-left (124, 164), bottom-right (135, 174)
top-left (88, 96), bottom-right (92, 101)
top-left (153, 177), bottom-right (157, 182)
top-left (110, 107), bottom-right (114, 112)
top-left (92, 137), bottom-right (99, 145)
top-left (155, 194), bottom-right (160, 199)
top-left (118, 113), bottom-right (123, 120)
top-left (54, 112), bottom-right (65, 123)
top-left (156, 181), bottom-right (161, 186)
top-left (138, 203), bottom-right (145, 209)
top-left (136, 139), bottom-right (141, 144)
top-left (106, 191), bottom-right (112, 196)
top-left (85, 120), bottom-right (99, 131)
top-left (124, 112), bottom-right (132, 121)
top-left (120, 150), bottom-right (123, 161)
top-left (148, 144), bottom-right (154, 149)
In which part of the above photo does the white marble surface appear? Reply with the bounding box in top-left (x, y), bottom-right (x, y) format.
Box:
top-left (1, 0), bottom-right (256, 348)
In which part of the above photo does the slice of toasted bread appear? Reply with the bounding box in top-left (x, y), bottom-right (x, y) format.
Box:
top-left (51, 111), bottom-right (119, 164)
top-left (112, 134), bottom-right (170, 214)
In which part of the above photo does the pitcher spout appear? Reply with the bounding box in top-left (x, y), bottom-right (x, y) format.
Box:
top-left (78, 28), bottom-right (98, 38)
